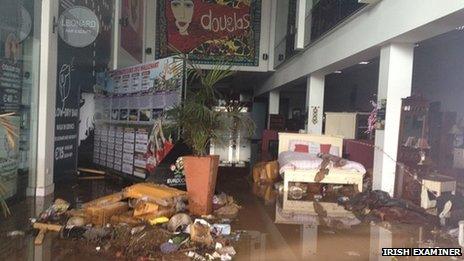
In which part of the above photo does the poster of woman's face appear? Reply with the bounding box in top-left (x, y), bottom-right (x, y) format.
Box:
top-left (170, 0), bottom-right (194, 36)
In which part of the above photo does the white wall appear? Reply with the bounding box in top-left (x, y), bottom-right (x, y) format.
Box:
top-left (256, 0), bottom-right (464, 95)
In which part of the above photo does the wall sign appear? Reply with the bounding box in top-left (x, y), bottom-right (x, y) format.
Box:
top-left (54, 0), bottom-right (114, 180)
top-left (156, 0), bottom-right (262, 66)
top-left (58, 6), bottom-right (100, 48)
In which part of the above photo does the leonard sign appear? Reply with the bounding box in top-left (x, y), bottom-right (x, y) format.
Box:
top-left (58, 6), bottom-right (100, 48)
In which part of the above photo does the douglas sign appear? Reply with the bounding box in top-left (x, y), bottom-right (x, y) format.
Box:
top-left (157, 0), bottom-right (261, 66)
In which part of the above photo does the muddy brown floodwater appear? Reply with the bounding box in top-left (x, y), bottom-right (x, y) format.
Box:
top-left (0, 167), bottom-right (461, 260)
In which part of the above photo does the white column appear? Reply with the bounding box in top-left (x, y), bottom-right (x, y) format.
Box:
top-left (373, 43), bottom-right (414, 195)
top-left (268, 90), bottom-right (280, 128)
top-left (306, 73), bottom-right (325, 134)
top-left (35, 0), bottom-right (59, 196)
top-left (369, 224), bottom-right (392, 261)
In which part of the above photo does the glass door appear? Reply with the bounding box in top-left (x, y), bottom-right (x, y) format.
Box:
top-left (0, 0), bottom-right (41, 201)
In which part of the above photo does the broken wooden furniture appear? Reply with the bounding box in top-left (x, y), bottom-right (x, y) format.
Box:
top-left (33, 222), bottom-right (63, 245)
top-left (421, 174), bottom-right (456, 209)
top-left (278, 133), bottom-right (365, 194)
top-left (81, 183), bottom-right (187, 226)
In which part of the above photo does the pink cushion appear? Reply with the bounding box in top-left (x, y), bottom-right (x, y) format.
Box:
top-left (320, 144), bottom-right (332, 154)
top-left (294, 144), bottom-right (309, 153)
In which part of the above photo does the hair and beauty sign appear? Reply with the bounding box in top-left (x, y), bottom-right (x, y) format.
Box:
top-left (156, 0), bottom-right (261, 66)
top-left (58, 6), bottom-right (100, 48)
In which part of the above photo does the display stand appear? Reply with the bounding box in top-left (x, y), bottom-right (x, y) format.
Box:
top-left (93, 57), bottom-right (184, 181)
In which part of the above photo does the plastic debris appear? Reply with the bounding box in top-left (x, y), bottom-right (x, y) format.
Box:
top-left (148, 216), bottom-right (169, 226)
top-left (160, 242), bottom-right (179, 254)
top-left (211, 224), bottom-right (231, 236)
top-left (190, 219), bottom-right (213, 246)
top-left (130, 225), bottom-right (146, 235)
top-left (66, 216), bottom-right (85, 228)
top-left (187, 251), bottom-right (206, 261)
top-left (6, 230), bottom-right (25, 237)
top-left (167, 213), bottom-right (192, 232)
top-left (96, 246), bottom-right (101, 251)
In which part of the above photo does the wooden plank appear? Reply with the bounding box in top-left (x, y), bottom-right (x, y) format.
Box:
top-left (78, 168), bottom-right (106, 175)
top-left (82, 192), bottom-right (125, 209)
top-left (33, 223), bottom-right (63, 232)
top-left (34, 229), bottom-right (46, 245)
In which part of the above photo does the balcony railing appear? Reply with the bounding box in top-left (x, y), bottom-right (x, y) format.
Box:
top-left (309, 0), bottom-right (366, 44)
top-left (274, 0), bottom-right (366, 68)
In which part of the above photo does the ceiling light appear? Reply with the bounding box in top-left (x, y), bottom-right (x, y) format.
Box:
top-left (456, 25), bottom-right (464, 31)
top-left (333, 70), bottom-right (342, 74)
top-left (359, 61), bottom-right (370, 65)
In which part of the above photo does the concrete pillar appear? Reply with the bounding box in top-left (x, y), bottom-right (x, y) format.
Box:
top-left (34, 0), bottom-right (59, 196)
top-left (268, 90), bottom-right (280, 128)
top-left (369, 224), bottom-right (392, 261)
top-left (306, 73), bottom-right (325, 134)
top-left (373, 43), bottom-right (414, 195)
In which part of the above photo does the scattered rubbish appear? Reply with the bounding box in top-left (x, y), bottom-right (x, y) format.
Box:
top-left (148, 216), bottom-right (170, 226)
top-left (33, 222), bottom-right (63, 245)
top-left (211, 224), bottom-right (231, 236)
top-left (61, 226), bottom-right (88, 239)
top-left (82, 227), bottom-right (111, 241)
top-left (169, 233), bottom-right (189, 245)
top-left (167, 213), bottom-right (192, 232)
top-left (187, 251), bottom-right (206, 261)
top-left (38, 198), bottom-right (70, 222)
top-left (66, 216), bottom-right (85, 228)
top-left (345, 190), bottom-right (438, 225)
top-left (6, 230), bottom-right (25, 237)
top-left (130, 225), bottom-right (146, 235)
top-left (160, 242), bottom-right (180, 254)
top-left (27, 182), bottom-right (241, 259)
top-left (190, 219), bottom-right (213, 246)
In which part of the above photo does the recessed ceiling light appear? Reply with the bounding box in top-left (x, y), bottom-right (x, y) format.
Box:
top-left (333, 70), bottom-right (342, 74)
top-left (359, 61), bottom-right (370, 65)
top-left (456, 25), bottom-right (464, 31)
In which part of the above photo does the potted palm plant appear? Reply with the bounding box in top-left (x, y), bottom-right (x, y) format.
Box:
top-left (169, 59), bottom-right (255, 215)
top-left (0, 112), bottom-right (18, 217)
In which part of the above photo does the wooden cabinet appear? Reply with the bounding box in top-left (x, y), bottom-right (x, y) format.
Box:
top-left (324, 112), bottom-right (369, 139)
top-left (395, 96), bottom-right (430, 204)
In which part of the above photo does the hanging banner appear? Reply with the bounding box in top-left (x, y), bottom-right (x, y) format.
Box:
top-left (156, 0), bottom-right (261, 66)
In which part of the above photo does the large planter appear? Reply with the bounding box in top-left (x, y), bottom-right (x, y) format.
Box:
top-left (183, 155), bottom-right (219, 216)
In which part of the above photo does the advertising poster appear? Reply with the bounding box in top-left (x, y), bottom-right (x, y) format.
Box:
top-left (156, 0), bottom-right (262, 66)
top-left (121, 0), bottom-right (144, 63)
top-left (0, 60), bottom-right (22, 112)
top-left (54, 0), bottom-right (114, 179)
top-left (93, 56), bottom-right (183, 179)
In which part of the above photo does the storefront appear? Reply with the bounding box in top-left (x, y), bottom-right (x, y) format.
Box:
top-left (0, 0), bottom-right (41, 201)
